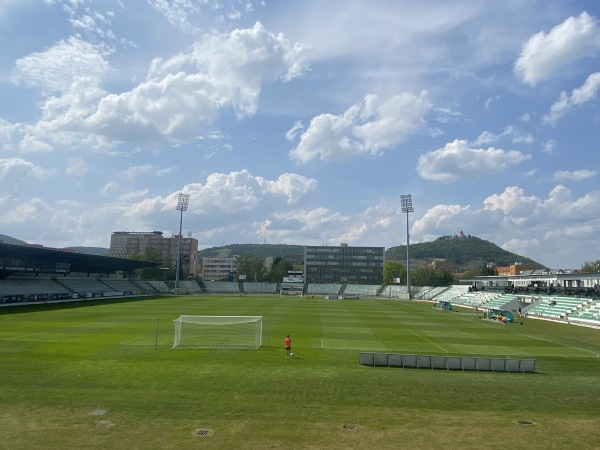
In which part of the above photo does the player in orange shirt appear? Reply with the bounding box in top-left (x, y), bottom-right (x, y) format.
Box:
top-left (284, 335), bottom-right (291, 358)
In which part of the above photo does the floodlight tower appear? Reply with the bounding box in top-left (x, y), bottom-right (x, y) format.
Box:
top-left (175, 192), bottom-right (190, 293)
top-left (401, 194), bottom-right (414, 300)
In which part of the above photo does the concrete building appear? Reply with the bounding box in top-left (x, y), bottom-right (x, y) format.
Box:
top-left (201, 257), bottom-right (238, 281)
top-left (109, 231), bottom-right (198, 277)
top-left (304, 243), bottom-right (384, 285)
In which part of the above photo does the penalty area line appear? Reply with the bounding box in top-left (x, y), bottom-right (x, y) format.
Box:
top-left (407, 329), bottom-right (449, 353)
top-left (119, 336), bottom-right (144, 345)
top-left (516, 331), bottom-right (598, 356)
top-left (1, 330), bottom-right (52, 341)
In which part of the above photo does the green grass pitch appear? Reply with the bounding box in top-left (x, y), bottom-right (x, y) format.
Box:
top-left (1, 295), bottom-right (599, 449)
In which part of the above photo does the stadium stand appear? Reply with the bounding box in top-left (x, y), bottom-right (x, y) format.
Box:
top-left (147, 280), bottom-right (170, 293)
top-left (0, 278), bottom-right (71, 303)
top-left (568, 300), bottom-right (600, 326)
top-left (306, 283), bottom-right (342, 296)
top-left (204, 281), bottom-right (240, 294)
top-left (279, 281), bottom-right (304, 296)
top-left (175, 280), bottom-right (201, 294)
top-left (431, 285), bottom-right (470, 302)
top-left (343, 284), bottom-right (380, 297)
top-left (57, 278), bottom-right (113, 296)
top-left (101, 278), bottom-right (145, 294)
top-left (244, 282), bottom-right (278, 294)
top-left (417, 286), bottom-right (449, 300)
top-left (451, 291), bottom-right (504, 308)
top-left (378, 285), bottom-right (408, 298)
top-left (525, 296), bottom-right (589, 320)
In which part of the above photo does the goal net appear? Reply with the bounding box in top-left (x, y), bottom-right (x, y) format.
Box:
top-left (172, 315), bottom-right (263, 349)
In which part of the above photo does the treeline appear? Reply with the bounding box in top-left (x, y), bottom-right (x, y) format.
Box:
top-left (383, 261), bottom-right (455, 287)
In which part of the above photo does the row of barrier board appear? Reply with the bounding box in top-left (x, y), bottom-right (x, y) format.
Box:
top-left (360, 352), bottom-right (536, 373)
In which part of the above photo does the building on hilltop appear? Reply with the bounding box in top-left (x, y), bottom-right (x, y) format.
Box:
top-left (109, 231), bottom-right (198, 277)
top-left (304, 243), bottom-right (384, 285)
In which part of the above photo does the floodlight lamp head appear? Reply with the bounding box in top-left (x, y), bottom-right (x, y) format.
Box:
top-left (176, 193), bottom-right (190, 211)
top-left (401, 194), bottom-right (414, 213)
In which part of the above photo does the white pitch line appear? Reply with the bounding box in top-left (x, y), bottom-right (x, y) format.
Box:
top-left (1, 330), bottom-right (52, 340)
top-left (119, 336), bottom-right (144, 345)
top-left (408, 329), bottom-right (449, 353)
top-left (515, 331), bottom-right (598, 356)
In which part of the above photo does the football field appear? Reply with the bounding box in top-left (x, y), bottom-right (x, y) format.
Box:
top-left (1, 295), bottom-right (599, 449)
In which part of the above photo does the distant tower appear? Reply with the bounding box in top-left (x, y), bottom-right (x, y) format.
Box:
top-left (459, 230), bottom-right (465, 238)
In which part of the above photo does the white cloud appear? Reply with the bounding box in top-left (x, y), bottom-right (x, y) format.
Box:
top-left (484, 186), bottom-right (541, 215)
top-left (65, 157), bottom-right (91, 176)
top-left (484, 184), bottom-right (600, 223)
top-left (255, 173), bottom-right (318, 205)
top-left (120, 164), bottom-right (154, 181)
top-left (285, 120), bottom-right (304, 141)
top-left (11, 36), bottom-right (111, 93)
top-left (553, 169), bottom-right (597, 181)
top-left (542, 139), bottom-right (557, 154)
top-left (7, 22), bottom-right (309, 152)
top-left (0, 197), bottom-right (53, 225)
top-left (98, 181), bottom-right (119, 197)
top-left (289, 91), bottom-right (432, 164)
top-left (411, 185), bottom-right (600, 268)
top-left (124, 169), bottom-right (317, 219)
top-left (472, 126), bottom-right (533, 146)
top-left (417, 139), bottom-right (531, 183)
top-left (0, 119), bottom-right (22, 151)
top-left (86, 22), bottom-right (309, 142)
top-left (520, 113), bottom-right (531, 123)
top-left (472, 131), bottom-right (496, 146)
top-left (514, 12), bottom-right (600, 86)
top-left (411, 204), bottom-right (472, 239)
top-left (542, 72), bottom-right (600, 125)
top-left (147, 0), bottom-right (200, 30)
top-left (501, 238), bottom-right (539, 256)
top-left (484, 95), bottom-right (500, 109)
top-left (0, 157), bottom-right (48, 180)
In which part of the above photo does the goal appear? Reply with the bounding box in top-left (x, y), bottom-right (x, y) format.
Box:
top-left (172, 315), bottom-right (263, 349)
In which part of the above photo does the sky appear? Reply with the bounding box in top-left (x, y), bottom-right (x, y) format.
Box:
top-left (1, 1), bottom-right (599, 269)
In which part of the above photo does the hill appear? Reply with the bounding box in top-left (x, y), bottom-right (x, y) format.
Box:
top-left (0, 234), bottom-right (27, 246)
top-left (2, 233), bottom-right (543, 270)
top-left (198, 236), bottom-right (544, 270)
top-left (386, 234), bottom-right (544, 270)
top-left (0, 234), bottom-right (109, 256)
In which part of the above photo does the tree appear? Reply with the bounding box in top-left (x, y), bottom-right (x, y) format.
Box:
top-left (130, 246), bottom-right (174, 280)
top-left (481, 262), bottom-right (498, 276)
top-left (410, 267), bottom-right (454, 287)
top-left (236, 255), bottom-right (267, 282)
top-left (383, 261), bottom-right (406, 285)
top-left (580, 260), bottom-right (600, 273)
top-left (267, 257), bottom-right (293, 283)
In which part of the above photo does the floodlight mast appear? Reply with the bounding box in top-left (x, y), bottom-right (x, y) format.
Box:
top-left (175, 193), bottom-right (190, 293)
top-left (401, 194), bottom-right (414, 300)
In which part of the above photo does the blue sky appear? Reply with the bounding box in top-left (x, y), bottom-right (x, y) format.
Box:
top-left (1, 1), bottom-right (599, 269)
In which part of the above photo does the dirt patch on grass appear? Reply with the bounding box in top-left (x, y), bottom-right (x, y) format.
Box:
top-left (96, 420), bottom-right (115, 428)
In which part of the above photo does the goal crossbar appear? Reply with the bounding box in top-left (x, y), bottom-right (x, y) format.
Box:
top-left (172, 315), bottom-right (263, 349)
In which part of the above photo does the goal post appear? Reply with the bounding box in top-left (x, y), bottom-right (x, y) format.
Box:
top-left (172, 315), bottom-right (263, 349)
